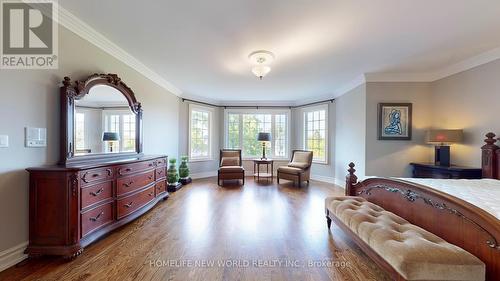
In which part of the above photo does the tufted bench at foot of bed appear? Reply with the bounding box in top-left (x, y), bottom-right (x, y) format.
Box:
top-left (325, 196), bottom-right (485, 281)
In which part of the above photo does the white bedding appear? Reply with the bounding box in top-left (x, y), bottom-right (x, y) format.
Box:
top-left (399, 178), bottom-right (500, 220)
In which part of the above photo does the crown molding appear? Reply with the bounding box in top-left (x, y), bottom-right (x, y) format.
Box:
top-left (56, 5), bottom-right (182, 96)
top-left (430, 47), bottom-right (500, 81)
top-left (365, 47), bottom-right (500, 83)
top-left (364, 72), bottom-right (435, 82)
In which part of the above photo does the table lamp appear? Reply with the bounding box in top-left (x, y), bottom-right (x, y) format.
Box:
top-left (426, 129), bottom-right (463, 166)
top-left (257, 132), bottom-right (271, 160)
top-left (102, 132), bottom-right (120, 152)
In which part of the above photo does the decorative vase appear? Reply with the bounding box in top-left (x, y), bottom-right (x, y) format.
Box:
top-left (167, 158), bottom-right (182, 192)
top-left (178, 156), bottom-right (192, 185)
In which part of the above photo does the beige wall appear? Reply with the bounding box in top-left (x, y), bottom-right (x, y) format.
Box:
top-left (335, 84), bottom-right (366, 183)
top-left (431, 59), bottom-right (500, 167)
top-left (0, 26), bottom-right (179, 252)
top-left (365, 82), bottom-right (434, 177)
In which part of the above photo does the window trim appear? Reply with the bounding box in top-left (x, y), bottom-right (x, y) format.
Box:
top-left (303, 104), bottom-right (329, 165)
top-left (223, 108), bottom-right (291, 160)
top-left (188, 103), bottom-right (214, 162)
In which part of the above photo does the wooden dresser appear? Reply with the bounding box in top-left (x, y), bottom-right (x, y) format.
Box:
top-left (26, 155), bottom-right (168, 258)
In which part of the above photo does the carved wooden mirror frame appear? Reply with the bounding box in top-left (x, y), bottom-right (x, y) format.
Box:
top-left (60, 73), bottom-right (143, 164)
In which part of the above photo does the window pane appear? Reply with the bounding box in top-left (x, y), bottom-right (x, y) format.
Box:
top-left (122, 114), bottom-right (136, 152)
top-left (305, 109), bottom-right (327, 162)
top-left (190, 109), bottom-right (210, 158)
top-left (75, 113), bottom-right (85, 150)
top-left (228, 114), bottom-right (240, 149)
top-left (274, 114), bottom-right (287, 157)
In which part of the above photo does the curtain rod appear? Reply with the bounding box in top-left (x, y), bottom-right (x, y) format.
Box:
top-left (181, 98), bottom-right (334, 109)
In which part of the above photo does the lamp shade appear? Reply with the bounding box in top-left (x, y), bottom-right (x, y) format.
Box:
top-left (427, 129), bottom-right (463, 144)
top-left (102, 132), bottom-right (120, 141)
top-left (257, 132), bottom-right (271, 142)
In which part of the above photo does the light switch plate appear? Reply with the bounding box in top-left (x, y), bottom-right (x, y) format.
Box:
top-left (25, 127), bottom-right (47, 147)
top-left (0, 135), bottom-right (8, 148)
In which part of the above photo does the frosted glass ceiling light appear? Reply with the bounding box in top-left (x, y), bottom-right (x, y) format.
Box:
top-left (251, 65), bottom-right (271, 80)
top-left (248, 50), bottom-right (275, 79)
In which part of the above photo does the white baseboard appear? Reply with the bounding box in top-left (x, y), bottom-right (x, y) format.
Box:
top-left (334, 178), bottom-right (345, 188)
top-left (0, 241), bottom-right (28, 272)
top-left (310, 175), bottom-right (336, 184)
top-left (190, 171), bottom-right (217, 179)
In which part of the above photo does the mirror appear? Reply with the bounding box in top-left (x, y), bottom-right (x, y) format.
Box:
top-left (60, 74), bottom-right (143, 164)
top-left (74, 85), bottom-right (136, 156)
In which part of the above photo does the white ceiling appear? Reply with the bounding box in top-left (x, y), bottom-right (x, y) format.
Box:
top-left (61, 0), bottom-right (500, 103)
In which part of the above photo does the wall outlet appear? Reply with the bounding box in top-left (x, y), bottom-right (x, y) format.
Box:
top-left (0, 135), bottom-right (8, 148)
top-left (25, 127), bottom-right (47, 147)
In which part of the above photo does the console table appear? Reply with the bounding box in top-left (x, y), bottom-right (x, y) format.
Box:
top-left (253, 159), bottom-right (274, 183)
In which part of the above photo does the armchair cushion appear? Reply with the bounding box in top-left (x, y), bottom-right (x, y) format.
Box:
top-left (277, 166), bottom-right (303, 175)
top-left (288, 162), bottom-right (310, 169)
top-left (289, 151), bottom-right (313, 169)
top-left (219, 166), bottom-right (244, 173)
top-left (221, 157), bottom-right (240, 167)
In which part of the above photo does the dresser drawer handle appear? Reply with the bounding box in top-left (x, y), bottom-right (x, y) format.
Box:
top-left (149, 163), bottom-right (154, 167)
top-left (89, 212), bottom-right (104, 222)
top-left (123, 181), bottom-right (134, 187)
top-left (124, 202), bottom-right (134, 208)
top-left (157, 170), bottom-right (163, 175)
top-left (148, 175), bottom-right (154, 180)
top-left (106, 169), bottom-right (112, 176)
top-left (119, 168), bottom-right (132, 175)
top-left (148, 192), bottom-right (154, 197)
top-left (92, 173), bottom-right (101, 178)
top-left (90, 188), bottom-right (104, 196)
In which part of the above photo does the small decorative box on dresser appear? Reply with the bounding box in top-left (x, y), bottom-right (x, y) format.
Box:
top-left (26, 156), bottom-right (168, 258)
top-left (410, 162), bottom-right (482, 179)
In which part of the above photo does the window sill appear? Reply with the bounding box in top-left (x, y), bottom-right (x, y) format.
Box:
top-left (189, 158), bottom-right (214, 163)
top-left (242, 158), bottom-right (289, 161)
top-left (312, 160), bottom-right (329, 165)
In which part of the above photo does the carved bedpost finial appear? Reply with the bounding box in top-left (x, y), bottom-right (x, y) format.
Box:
top-left (345, 162), bottom-right (358, 196)
top-left (62, 77), bottom-right (71, 87)
top-left (484, 132), bottom-right (497, 146)
top-left (481, 132), bottom-right (499, 179)
top-left (348, 162), bottom-right (356, 175)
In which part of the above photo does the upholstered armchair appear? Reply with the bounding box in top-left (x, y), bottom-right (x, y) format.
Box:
top-left (277, 150), bottom-right (313, 187)
top-left (217, 149), bottom-right (245, 186)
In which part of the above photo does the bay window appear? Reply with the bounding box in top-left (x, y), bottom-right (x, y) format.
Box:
top-left (225, 109), bottom-right (290, 159)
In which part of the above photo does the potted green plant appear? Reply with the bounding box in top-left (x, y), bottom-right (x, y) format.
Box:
top-left (167, 158), bottom-right (182, 192)
top-left (178, 156), bottom-right (192, 185)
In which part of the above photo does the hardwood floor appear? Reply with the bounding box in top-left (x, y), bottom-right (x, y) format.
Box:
top-left (0, 178), bottom-right (389, 281)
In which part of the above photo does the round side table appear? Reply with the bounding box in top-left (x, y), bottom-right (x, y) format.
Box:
top-left (253, 159), bottom-right (274, 183)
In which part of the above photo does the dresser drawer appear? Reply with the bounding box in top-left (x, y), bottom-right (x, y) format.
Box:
top-left (156, 158), bottom-right (167, 167)
top-left (155, 180), bottom-right (166, 197)
top-left (81, 181), bottom-right (113, 209)
top-left (116, 160), bottom-right (156, 177)
top-left (155, 167), bottom-right (166, 179)
top-left (117, 186), bottom-right (155, 219)
top-left (116, 170), bottom-right (155, 196)
top-left (81, 202), bottom-right (113, 237)
top-left (80, 167), bottom-right (113, 186)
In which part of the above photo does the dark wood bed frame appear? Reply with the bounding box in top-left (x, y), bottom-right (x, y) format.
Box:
top-left (337, 132), bottom-right (500, 280)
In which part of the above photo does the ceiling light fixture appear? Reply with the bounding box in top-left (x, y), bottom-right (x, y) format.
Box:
top-left (248, 50), bottom-right (275, 80)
